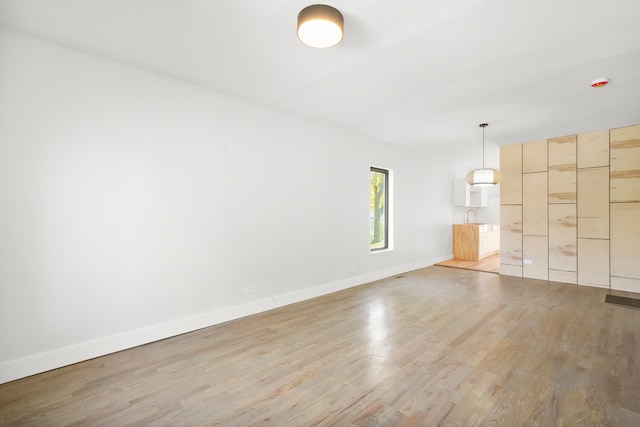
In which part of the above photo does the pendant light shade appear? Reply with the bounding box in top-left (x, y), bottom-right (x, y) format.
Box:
top-left (297, 4), bottom-right (343, 48)
top-left (466, 123), bottom-right (502, 186)
top-left (466, 168), bottom-right (502, 186)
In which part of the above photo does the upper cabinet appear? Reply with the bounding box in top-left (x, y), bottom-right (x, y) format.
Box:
top-left (453, 179), bottom-right (488, 207)
top-left (523, 139), bottom-right (548, 173)
top-left (500, 144), bottom-right (522, 204)
top-left (610, 124), bottom-right (640, 203)
top-left (577, 130), bottom-right (609, 168)
top-left (548, 135), bottom-right (577, 204)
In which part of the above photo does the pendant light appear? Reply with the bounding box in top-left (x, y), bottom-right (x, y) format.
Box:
top-left (466, 123), bottom-right (502, 186)
top-left (297, 4), bottom-right (344, 48)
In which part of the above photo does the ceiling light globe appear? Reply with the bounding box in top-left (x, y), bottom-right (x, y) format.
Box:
top-left (297, 5), bottom-right (343, 48)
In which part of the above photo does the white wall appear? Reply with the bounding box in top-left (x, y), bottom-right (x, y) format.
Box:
top-left (0, 28), bottom-right (455, 383)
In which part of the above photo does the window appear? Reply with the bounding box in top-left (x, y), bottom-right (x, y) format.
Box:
top-left (370, 167), bottom-right (389, 251)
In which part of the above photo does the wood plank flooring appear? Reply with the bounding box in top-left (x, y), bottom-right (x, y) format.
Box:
top-left (2, 266), bottom-right (640, 426)
top-left (435, 253), bottom-right (500, 274)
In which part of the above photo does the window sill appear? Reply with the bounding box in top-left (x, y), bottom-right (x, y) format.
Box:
top-left (371, 248), bottom-right (393, 254)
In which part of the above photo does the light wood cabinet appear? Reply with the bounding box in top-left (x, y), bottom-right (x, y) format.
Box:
top-left (500, 122), bottom-right (639, 291)
top-left (577, 167), bottom-right (609, 239)
top-left (610, 202), bottom-right (640, 282)
top-left (549, 270), bottom-right (577, 284)
top-left (610, 124), bottom-right (640, 203)
top-left (500, 144), bottom-right (522, 205)
top-left (549, 135), bottom-right (577, 203)
top-left (549, 203), bottom-right (577, 274)
top-left (453, 224), bottom-right (500, 261)
top-left (609, 125), bottom-right (640, 293)
top-left (453, 224), bottom-right (478, 261)
top-left (500, 205), bottom-right (522, 271)
top-left (523, 139), bottom-right (548, 173)
top-left (523, 235), bottom-right (549, 280)
top-left (610, 277), bottom-right (640, 293)
top-left (578, 238), bottom-right (609, 288)
top-left (523, 172), bottom-right (548, 236)
top-left (500, 264), bottom-right (522, 277)
top-left (577, 130), bottom-right (609, 168)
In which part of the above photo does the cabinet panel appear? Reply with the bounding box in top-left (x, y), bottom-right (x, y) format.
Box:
top-left (500, 144), bottom-right (522, 205)
top-left (610, 202), bottom-right (640, 280)
top-left (522, 139), bottom-right (547, 173)
top-left (610, 124), bottom-right (640, 202)
top-left (610, 277), bottom-right (640, 293)
top-left (523, 172), bottom-right (548, 236)
top-left (578, 238), bottom-right (609, 288)
top-left (523, 236), bottom-right (549, 280)
top-left (577, 167), bottom-right (609, 239)
top-left (453, 224), bottom-right (479, 261)
top-left (549, 270), bottom-right (577, 284)
top-left (500, 205), bottom-right (522, 266)
top-left (479, 227), bottom-right (500, 259)
top-left (549, 135), bottom-right (577, 203)
top-left (577, 130), bottom-right (609, 168)
top-left (549, 204), bottom-right (577, 272)
top-left (500, 264), bottom-right (522, 277)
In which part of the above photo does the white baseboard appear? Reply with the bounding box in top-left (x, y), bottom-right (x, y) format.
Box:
top-left (0, 257), bottom-right (444, 384)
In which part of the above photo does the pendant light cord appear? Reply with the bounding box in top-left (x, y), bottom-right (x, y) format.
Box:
top-left (480, 123), bottom-right (488, 169)
top-left (482, 125), bottom-right (485, 168)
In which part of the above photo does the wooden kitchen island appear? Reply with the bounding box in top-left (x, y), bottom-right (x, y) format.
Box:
top-left (453, 224), bottom-right (500, 261)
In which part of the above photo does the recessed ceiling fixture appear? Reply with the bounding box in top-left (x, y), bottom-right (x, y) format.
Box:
top-left (466, 123), bottom-right (502, 187)
top-left (591, 77), bottom-right (609, 87)
top-left (297, 4), bottom-right (343, 48)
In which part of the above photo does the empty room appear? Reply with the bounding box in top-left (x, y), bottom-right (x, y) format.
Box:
top-left (1, 1), bottom-right (639, 425)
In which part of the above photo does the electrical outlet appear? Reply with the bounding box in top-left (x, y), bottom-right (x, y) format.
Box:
top-left (524, 259), bottom-right (533, 265)
top-left (244, 285), bottom-right (256, 294)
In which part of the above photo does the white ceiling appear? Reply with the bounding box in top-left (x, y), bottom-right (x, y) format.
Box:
top-left (1, 0), bottom-right (639, 151)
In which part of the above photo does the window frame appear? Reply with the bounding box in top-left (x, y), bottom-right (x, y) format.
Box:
top-left (370, 166), bottom-right (389, 252)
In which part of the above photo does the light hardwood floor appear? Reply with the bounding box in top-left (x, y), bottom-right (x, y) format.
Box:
top-left (435, 253), bottom-right (500, 274)
top-left (1, 266), bottom-right (639, 426)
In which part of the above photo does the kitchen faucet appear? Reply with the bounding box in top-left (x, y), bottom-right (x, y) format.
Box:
top-left (466, 208), bottom-right (477, 224)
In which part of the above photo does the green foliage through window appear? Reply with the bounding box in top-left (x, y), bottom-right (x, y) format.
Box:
top-left (370, 167), bottom-right (388, 251)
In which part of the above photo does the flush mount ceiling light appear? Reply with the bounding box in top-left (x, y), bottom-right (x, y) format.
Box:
top-left (297, 4), bottom-right (343, 48)
top-left (466, 123), bottom-right (502, 187)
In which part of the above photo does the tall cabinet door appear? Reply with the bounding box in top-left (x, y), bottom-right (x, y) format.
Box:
top-left (549, 135), bottom-right (577, 203)
top-left (609, 125), bottom-right (640, 292)
top-left (523, 172), bottom-right (548, 236)
top-left (576, 130), bottom-right (610, 288)
top-left (578, 238), bottom-right (609, 288)
top-left (501, 144), bottom-right (523, 205)
top-left (500, 143), bottom-right (523, 277)
top-left (610, 203), bottom-right (640, 292)
top-left (548, 204), bottom-right (577, 283)
top-left (577, 167), bottom-right (609, 239)
top-left (500, 205), bottom-right (522, 277)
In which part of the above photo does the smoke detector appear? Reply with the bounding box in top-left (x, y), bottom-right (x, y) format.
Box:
top-left (591, 77), bottom-right (609, 88)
